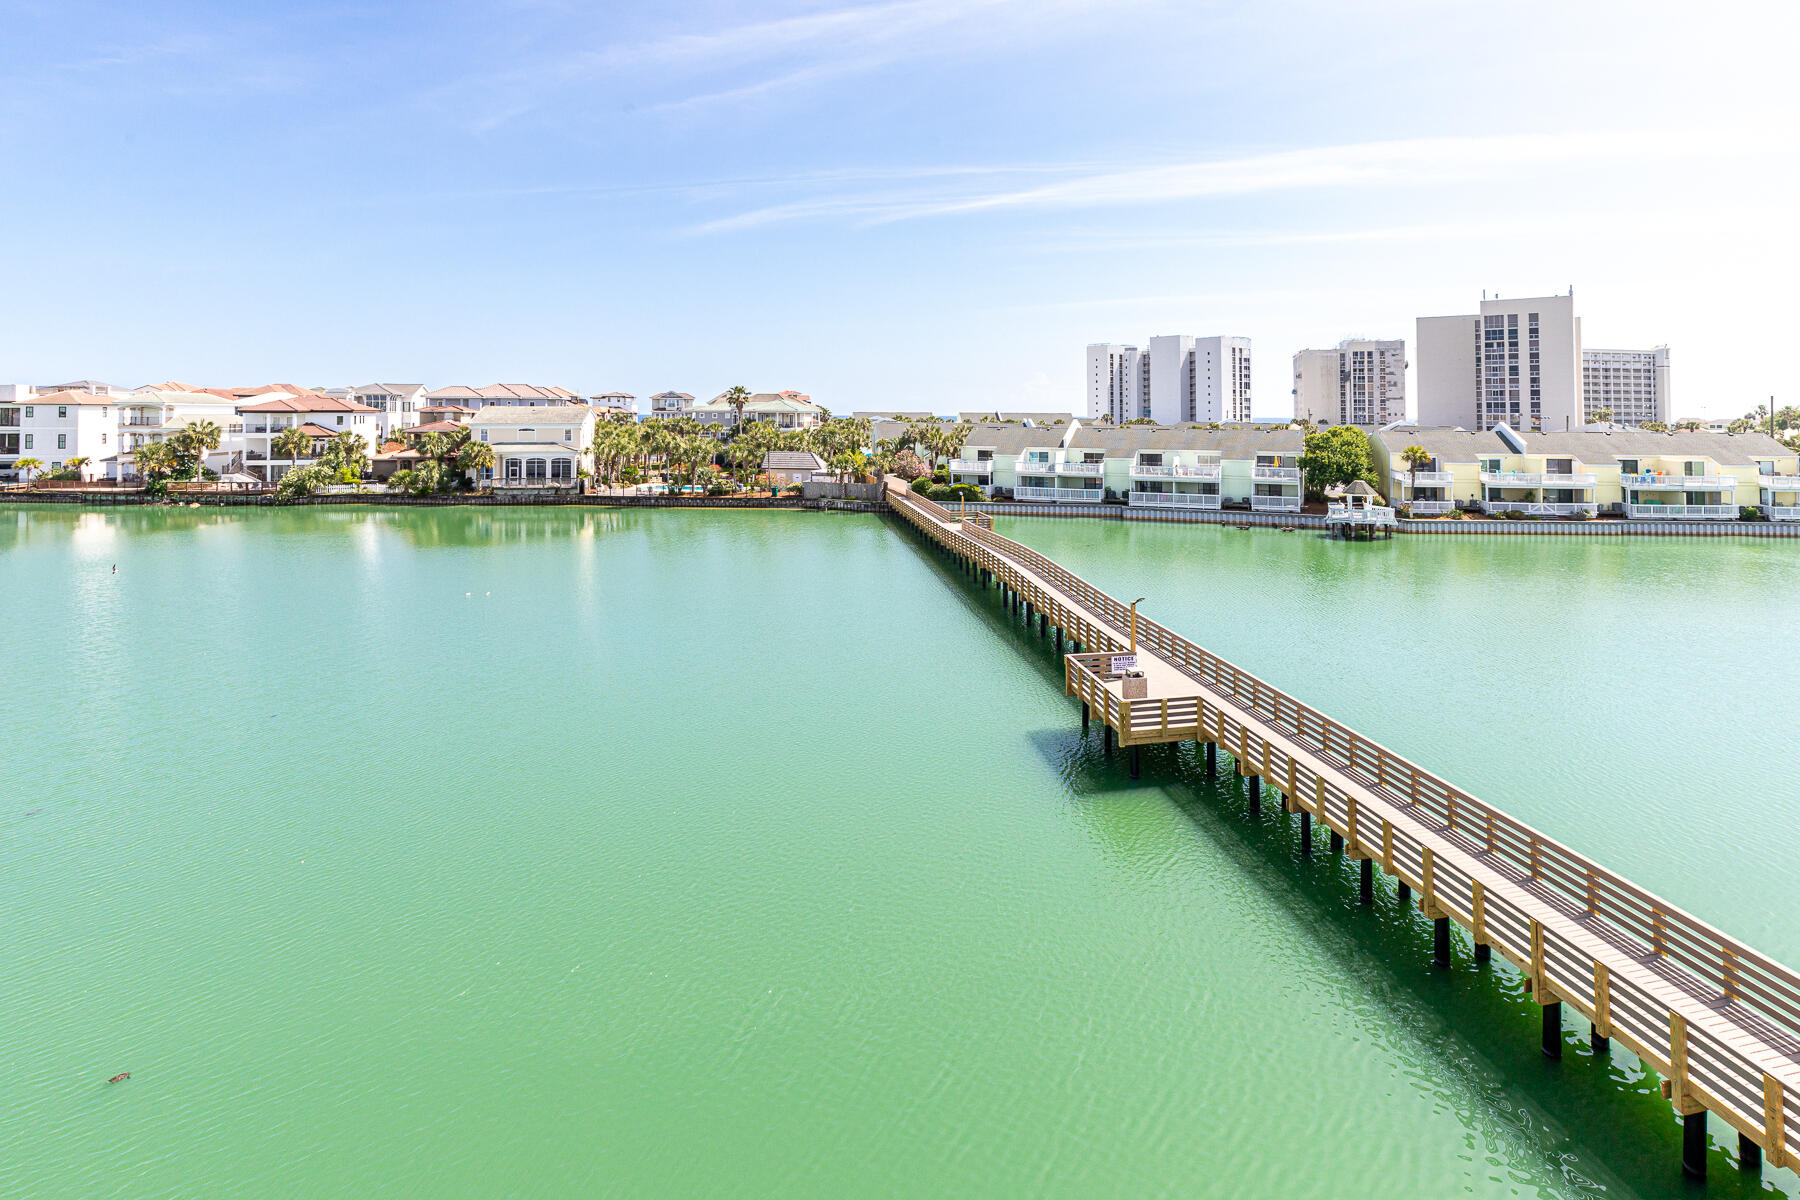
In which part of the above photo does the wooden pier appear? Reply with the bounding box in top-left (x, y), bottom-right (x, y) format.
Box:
top-left (886, 477), bottom-right (1799, 1181)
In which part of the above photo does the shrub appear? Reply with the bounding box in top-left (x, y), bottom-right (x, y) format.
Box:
top-left (1565, 507), bottom-right (1593, 520)
top-left (1740, 505), bottom-right (1766, 521)
top-left (706, 483), bottom-right (732, 496)
top-left (1503, 509), bottom-right (1525, 520)
top-left (892, 450), bottom-right (928, 482)
top-left (948, 483), bottom-right (984, 501)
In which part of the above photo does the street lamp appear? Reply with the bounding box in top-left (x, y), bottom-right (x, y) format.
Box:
top-left (1129, 597), bottom-right (1145, 655)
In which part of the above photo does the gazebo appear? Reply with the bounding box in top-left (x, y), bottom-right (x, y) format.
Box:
top-left (1324, 479), bottom-right (1396, 539)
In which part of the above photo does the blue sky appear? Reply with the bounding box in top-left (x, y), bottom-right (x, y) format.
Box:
top-left (2, 0), bottom-right (1796, 416)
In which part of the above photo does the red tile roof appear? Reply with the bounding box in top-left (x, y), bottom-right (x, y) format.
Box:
top-left (237, 393), bottom-right (378, 414)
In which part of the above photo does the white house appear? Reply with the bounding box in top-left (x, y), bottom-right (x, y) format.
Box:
top-left (467, 404), bottom-right (596, 489)
top-left (426, 383), bottom-right (581, 409)
top-left (649, 391), bottom-right (695, 415)
top-left (113, 387), bottom-right (245, 479)
top-left (350, 384), bottom-right (430, 440)
top-left (0, 389), bottom-right (122, 480)
top-left (237, 393), bottom-right (381, 482)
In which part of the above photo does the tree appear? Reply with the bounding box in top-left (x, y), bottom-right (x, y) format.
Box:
top-left (1399, 444), bottom-right (1432, 500)
top-left (891, 449), bottom-right (928, 481)
top-left (64, 456), bottom-right (92, 478)
top-left (1641, 421), bottom-right (1671, 433)
top-left (132, 440), bottom-right (179, 486)
top-left (1590, 408), bottom-right (1613, 425)
top-left (1676, 420), bottom-right (1702, 432)
top-left (272, 426), bottom-right (313, 476)
top-left (322, 431), bottom-right (369, 479)
top-left (457, 438), bottom-right (494, 486)
top-left (723, 385), bottom-right (752, 432)
top-left (13, 457), bottom-right (44, 485)
top-left (1299, 425), bottom-right (1380, 501)
top-left (276, 462), bottom-right (335, 498)
top-left (175, 419), bottom-right (223, 474)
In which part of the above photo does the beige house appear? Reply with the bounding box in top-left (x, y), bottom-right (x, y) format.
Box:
top-left (468, 405), bottom-right (596, 489)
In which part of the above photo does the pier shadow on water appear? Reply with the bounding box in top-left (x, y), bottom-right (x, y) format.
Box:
top-left (898, 518), bottom-right (1795, 1199)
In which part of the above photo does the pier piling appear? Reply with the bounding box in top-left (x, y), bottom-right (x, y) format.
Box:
top-left (1434, 916), bottom-right (1450, 967)
top-left (1204, 742), bottom-right (1216, 779)
top-left (1591, 1024), bottom-right (1608, 1053)
top-left (1247, 775), bottom-right (1261, 814)
top-left (1542, 1002), bottom-right (1562, 1059)
top-left (1129, 746), bottom-right (1140, 779)
top-left (1300, 809), bottom-right (1312, 855)
top-left (1739, 1133), bottom-right (1760, 1174)
top-left (1360, 858), bottom-right (1373, 904)
top-left (1330, 830), bottom-right (1343, 854)
top-left (1398, 880), bottom-right (1410, 906)
top-left (1684, 1110), bottom-right (1707, 1178)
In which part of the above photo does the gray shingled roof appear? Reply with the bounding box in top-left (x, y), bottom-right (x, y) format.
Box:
top-left (1510, 428), bottom-right (1790, 467)
top-left (1067, 424), bottom-right (1303, 456)
top-left (761, 450), bottom-right (826, 470)
top-left (1374, 426), bottom-right (1501, 463)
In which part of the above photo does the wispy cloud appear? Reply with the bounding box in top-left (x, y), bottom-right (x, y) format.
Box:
top-left (447, 0), bottom-right (1136, 130)
top-left (694, 127), bottom-right (1785, 233)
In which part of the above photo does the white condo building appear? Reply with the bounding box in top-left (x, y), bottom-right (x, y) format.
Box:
top-left (1416, 293), bottom-right (1582, 433)
top-left (1291, 339), bottom-right (1405, 426)
top-left (1085, 335), bottom-right (1250, 425)
top-left (1582, 347), bottom-right (1670, 427)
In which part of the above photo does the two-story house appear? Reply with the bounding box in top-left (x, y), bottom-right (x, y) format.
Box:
top-left (237, 393), bottom-right (381, 482)
top-left (467, 405), bottom-right (596, 489)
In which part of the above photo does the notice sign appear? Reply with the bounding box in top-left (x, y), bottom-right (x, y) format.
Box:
top-left (1109, 655), bottom-right (1137, 674)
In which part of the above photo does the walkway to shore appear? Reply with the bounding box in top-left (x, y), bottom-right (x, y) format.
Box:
top-left (887, 476), bottom-right (1799, 1181)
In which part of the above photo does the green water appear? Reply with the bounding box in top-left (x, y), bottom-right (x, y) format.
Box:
top-left (2, 505), bottom-right (1794, 1198)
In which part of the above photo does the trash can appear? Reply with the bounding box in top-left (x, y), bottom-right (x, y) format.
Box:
top-left (1121, 671), bottom-right (1148, 700)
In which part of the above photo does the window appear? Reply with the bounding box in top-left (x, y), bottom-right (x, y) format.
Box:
top-left (336, 416), bottom-right (344, 426)
top-left (58, 406), bottom-right (68, 419)
top-left (57, 434), bottom-right (67, 449)
top-left (101, 433), bottom-right (107, 445)
top-left (24, 434), bottom-right (32, 449)
top-left (563, 429), bottom-right (572, 441)
top-left (24, 406), bottom-right (33, 418)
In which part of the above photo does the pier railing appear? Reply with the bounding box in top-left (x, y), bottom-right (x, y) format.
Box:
top-left (885, 478), bottom-right (1800, 1169)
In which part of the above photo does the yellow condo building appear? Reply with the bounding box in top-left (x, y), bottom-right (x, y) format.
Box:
top-left (1374, 425), bottom-right (1799, 521)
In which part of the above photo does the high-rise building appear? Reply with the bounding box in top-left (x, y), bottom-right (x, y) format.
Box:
top-left (1582, 347), bottom-right (1670, 427)
top-left (1086, 335), bottom-right (1250, 425)
top-left (1417, 292), bottom-right (1582, 432)
top-left (1291, 338), bottom-right (1406, 426)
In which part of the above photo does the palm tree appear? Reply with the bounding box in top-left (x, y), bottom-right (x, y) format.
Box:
top-left (723, 385), bottom-right (752, 432)
top-left (65, 455), bottom-right (92, 479)
top-left (1590, 408), bottom-right (1613, 426)
top-left (176, 419), bottom-right (223, 474)
top-left (272, 426), bottom-right (313, 478)
top-left (13, 456), bottom-right (44, 486)
top-left (458, 438), bottom-right (494, 486)
top-left (1400, 444), bottom-right (1431, 504)
top-left (132, 439), bottom-right (177, 483)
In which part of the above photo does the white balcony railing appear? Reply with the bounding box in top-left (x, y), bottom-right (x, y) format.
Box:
top-left (1622, 473), bottom-right (1735, 489)
top-left (948, 459), bottom-right (993, 474)
top-left (1015, 485), bottom-right (1103, 503)
top-left (1128, 489), bottom-right (1221, 509)
top-left (1404, 500), bottom-right (1455, 515)
top-left (1627, 503), bottom-right (1738, 520)
top-left (1755, 474), bottom-right (1800, 489)
top-left (1479, 470), bottom-right (1598, 487)
top-left (1392, 469), bottom-right (1453, 486)
top-left (1057, 460), bottom-right (1105, 476)
top-left (1326, 503), bottom-right (1396, 527)
top-left (1766, 506), bottom-right (1800, 521)
top-left (1252, 465), bottom-right (1301, 483)
top-left (1131, 463), bottom-right (1221, 480)
top-left (1481, 501), bottom-right (1598, 517)
top-left (1251, 494), bottom-right (1301, 512)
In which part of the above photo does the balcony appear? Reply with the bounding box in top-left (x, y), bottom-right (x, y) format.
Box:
top-left (1766, 506), bottom-right (1800, 521)
top-left (1627, 503), bottom-right (1738, 520)
top-left (1015, 485), bottom-right (1102, 503)
top-left (1056, 460), bottom-right (1105, 476)
top-left (1392, 468), bottom-right (1453, 486)
top-left (1251, 494), bottom-right (1301, 512)
top-left (1756, 474), bottom-right (1800, 489)
top-left (1252, 465), bottom-right (1301, 483)
top-left (1128, 489), bottom-right (1221, 509)
top-left (948, 459), bottom-right (994, 475)
top-left (1326, 502), bottom-right (1396, 527)
top-left (1480, 501), bottom-right (1598, 517)
top-left (1622, 472), bottom-right (1734, 489)
top-left (1404, 500), bottom-right (1455, 515)
top-left (1131, 462), bottom-right (1220, 481)
top-left (1479, 470), bottom-right (1597, 487)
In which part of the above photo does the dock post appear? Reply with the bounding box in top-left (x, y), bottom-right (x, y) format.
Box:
top-left (1204, 742), bottom-right (1216, 779)
top-left (1247, 775), bottom-right (1261, 813)
top-left (1056, 628), bottom-right (1063, 651)
top-left (1128, 745), bottom-right (1140, 779)
top-left (1082, 701), bottom-right (1090, 730)
top-left (1542, 1001), bottom-right (1562, 1059)
top-left (1590, 1023), bottom-right (1608, 1053)
top-left (1330, 830), bottom-right (1343, 854)
top-left (1434, 916), bottom-right (1450, 967)
top-left (1300, 809), bottom-right (1312, 855)
top-left (1103, 726), bottom-right (1113, 757)
top-left (1683, 1110), bottom-right (1707, 1178)
top-left (1398, 880), bottom-right (1410, 905)
top-left (1360, 857), bottom-right (1373, 903)
top-left (1039, 612), bottom-right (1047, 638)
top-left (1739, 1133), bottom-right (1760, 1174)
top-left (1475, 942), bottom-right (1490, 962)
